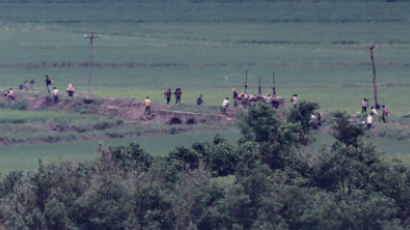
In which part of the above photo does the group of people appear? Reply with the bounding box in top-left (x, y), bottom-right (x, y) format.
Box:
top-left (6, 76), bottom-right (393, 125)
top-left (361, 98), bottom-right (389, 130)
top-left (43, 75), bottom-right (76, 103)
top-left (163, 88), bottom-right (182, 105)
top-left (231, 88), bottom-right (286, 109)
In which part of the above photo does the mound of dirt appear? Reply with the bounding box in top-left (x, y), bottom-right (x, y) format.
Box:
top-left (6, 91), bottom-right (231, 125)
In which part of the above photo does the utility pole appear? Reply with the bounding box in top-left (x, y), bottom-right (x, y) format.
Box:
top-left (84, 33), bottom-right (101, 97)
top-left (244, 70), bottom-right (248, 91)
top-left (272, 72), bottom-right (276, 97)
top-left (258, 77), bottom-right (262, 95)
top-left (367, 45), bottom-right (378, 109)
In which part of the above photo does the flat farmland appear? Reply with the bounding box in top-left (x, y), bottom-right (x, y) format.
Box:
top-left (0, 1), bottom-right (409, 114)
top-left (0, 1), bottom-right (409, 173)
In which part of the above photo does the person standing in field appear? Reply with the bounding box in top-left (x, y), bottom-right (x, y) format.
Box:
top-left (361, 98), bottom-right (369, 113)
top-left (381, 105), bottom-right (389, 123)
top-left (174, 88), bottom-right (182, 104)
top-left (45, 75), bottom-right (53, 94)
top-left (66, 83), bottom-right (75, 97)
top-left (370, 106), bottom-right (378, 116)
top-left (222, 97), bottom-right (230, 115)
top-left (196, 94), bottom-right (204, 105)
top-left (232, 89), bottom-right (238, 107)
top-left (366, 113), bottom-right (373, 130)
top-left (290, 94), bottom-right (298, 108)
top-left (144, 96), bottom-right (151, 115)
top-left (52, 87), bottom-right (59, 103)
top-left (164, 88), bottom-right (172, 105)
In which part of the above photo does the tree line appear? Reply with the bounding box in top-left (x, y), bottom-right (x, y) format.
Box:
top-left (0, 102), bottom-right (408, 230)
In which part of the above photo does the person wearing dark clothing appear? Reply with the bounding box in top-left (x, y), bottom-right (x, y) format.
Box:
top-left (382, 105), bottom-right (389, 123)
top-left (174, 88), bottom-right (182, 104)
top-left (197, 94), bottom-right (204, 105)
top-left (232, 89), bottom-right (238, 107)
top-left (317, 113), bottom-right (322, 126)
top-left (164, 88), bottom-right (172, 105)
top-left (45, 75), bottom-right (53, 94)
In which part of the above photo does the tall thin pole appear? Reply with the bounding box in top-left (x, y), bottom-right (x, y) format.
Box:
top-left (258, 77), bottom-right (262, 95)
top-left (88, 36), bottom-right (93, 97)
top-left (272, 72), bottom-right (276, 96)
top-left (244, 70), bottom-right (248, 91)
top-left (368, 45), bottom-right (378, 109)
top-left (84, 34), bottom-right (101, 97)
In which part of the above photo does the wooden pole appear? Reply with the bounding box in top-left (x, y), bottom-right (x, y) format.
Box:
top-left (368, 45), bottom-right (378, 109)
top-left (88, 36), bottom-right (93, 97)
top-left (244, 70), bottom-right (248, 90)
top-left (84, 34), bottom-right (101, 97)
top-left (272, 72), bottom-right (276, 96)
top-left (258, 77), bottom-right (262, 95)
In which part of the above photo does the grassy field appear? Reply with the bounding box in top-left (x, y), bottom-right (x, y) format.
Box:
top-left (0, 1), bottom-right (409, 172)
top-left (0, 1), bottom-right (409, 114)
top-left (0, 128), bottom-right (242, 173)
top-left (0, 121), bottom-right (408, 173)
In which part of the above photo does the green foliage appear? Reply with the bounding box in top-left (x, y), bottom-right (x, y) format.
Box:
top-left (0, 103), bottom-right (409, 230)
top-left (103, 142), bottom-right (153, 172)
top-left (0, 100), bottom-right (27, 110)
top-left (76, 175), bottom-right (139, 230)
top-left (239, 104), bottom-right (304, 171)
top-left (287, 101), bottom-right (319, 144)
top-left (168, 146), bottom-right (201, 171)
top-left (331, 111), bottom-right (364, 147)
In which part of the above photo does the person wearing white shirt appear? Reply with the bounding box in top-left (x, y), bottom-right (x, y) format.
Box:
top-left (366, 114), bottom-right (373, 130)
top-left (52, 87), bottom-right (59, 103)
top-left (222, 97), bottom-right (230, 115)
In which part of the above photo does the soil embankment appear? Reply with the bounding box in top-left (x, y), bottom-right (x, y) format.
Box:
top-left (5, 91), bottom-right (231, 125)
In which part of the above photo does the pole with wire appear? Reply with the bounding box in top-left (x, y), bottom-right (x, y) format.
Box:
top-left (272, 72), bottom-right (276, 97)
top-left (84, 33), bottom-right (101, 97)
top-left (258, 77), bottom-right (262, 95)
top-left (367, 45), bottom-right (379, 109)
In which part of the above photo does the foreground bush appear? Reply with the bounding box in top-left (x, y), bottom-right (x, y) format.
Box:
top-left (0, 104), bottom-right (408, 230)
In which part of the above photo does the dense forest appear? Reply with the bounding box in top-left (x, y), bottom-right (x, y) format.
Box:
top-left (0, 102), bottom-right (408, 230)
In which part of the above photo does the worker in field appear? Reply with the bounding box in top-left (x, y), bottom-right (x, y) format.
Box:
top-left (264, 94), bottom-right (272, 104)
top-left (4, 88), bottom-right (15, 101)
top-left (361, 98), bottom-right (369, 113)
top-left (196, 94), bottom-right (204, 105)
top-left (366, 113), bottom-right (373, 130)
top-left (144, 96), bottom-right (151, 115)
top-left (52, 87), bottom-right (59, 103)
top-left (381, 105), bottom-right (389, 123)
top-left (290, 94), bottom-right (298, 108)
top-left (239, 89), bottom-right (249, 108)
top-left (45, 75), bottom-right (53, 94)
top-left (164, 88), bottom-right (172, 105)
top-left (174, 88), bottom-right (182, 104)
top-left (222, 97), bottom-right (230, 115)
top-left (232, 88), bottom-right (238, 107)
top-left (66, 83), bottom-right (75, 97)
top-left (370, 106), bottom-right (377, 116)
top-left (249, 94), bottom-right (257, 107)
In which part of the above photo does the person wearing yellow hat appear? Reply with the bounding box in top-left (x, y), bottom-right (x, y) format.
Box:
top-left (66, 83), bottom-right (75, 97)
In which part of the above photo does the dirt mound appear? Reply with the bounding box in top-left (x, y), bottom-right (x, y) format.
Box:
top-left (8, 91), bottom-right (230, 125)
